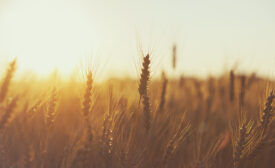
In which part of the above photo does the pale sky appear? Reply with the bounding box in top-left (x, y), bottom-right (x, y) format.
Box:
top-left (0, 0), bottom-right (275, 80)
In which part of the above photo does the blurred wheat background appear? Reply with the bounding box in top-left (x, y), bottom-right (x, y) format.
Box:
top-left (1, 0), bottom-right (275, 168)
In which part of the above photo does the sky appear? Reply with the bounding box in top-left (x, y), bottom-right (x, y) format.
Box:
top-left (0, 0), bottom-right (275, 80)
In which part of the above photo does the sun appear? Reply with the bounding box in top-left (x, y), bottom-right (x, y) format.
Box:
top-left (0, 0), bottom-right (99, 76)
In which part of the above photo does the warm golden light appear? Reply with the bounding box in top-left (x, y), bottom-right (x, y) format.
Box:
top-left (0, 0), bottom-right (98, 76)
top-left (1, 0), bottom-right (275, 79)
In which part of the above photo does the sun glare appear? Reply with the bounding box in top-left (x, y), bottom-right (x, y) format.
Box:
top-left (0, 0), bottom-right (98, 76)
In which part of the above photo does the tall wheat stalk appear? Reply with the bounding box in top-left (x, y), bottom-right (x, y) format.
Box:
top-left (0, 59), bottom-right (16, 104)
top-left (138, 54), bottom-right (151, 132)
top-left (230, 70), bottom-right (235, 103)
top-left (83, 70), bottom-right (93, 141)
top-left (158, 72), bottom-right (168, 113)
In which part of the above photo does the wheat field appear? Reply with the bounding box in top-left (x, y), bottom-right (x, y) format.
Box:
top-left (0, 55), bottom-right (274, 168)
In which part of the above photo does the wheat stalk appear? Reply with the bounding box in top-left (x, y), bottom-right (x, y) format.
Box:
top-left (138, 54), bottom-right (152, 132)
top-left (230, 70), bottom-right (235, 102)
top-left (0, 59), bottom-right (16, 104)
top-left (158, 72), bottom-right (168, 113)
top-left (83, 70), bottom-right (93, 142)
